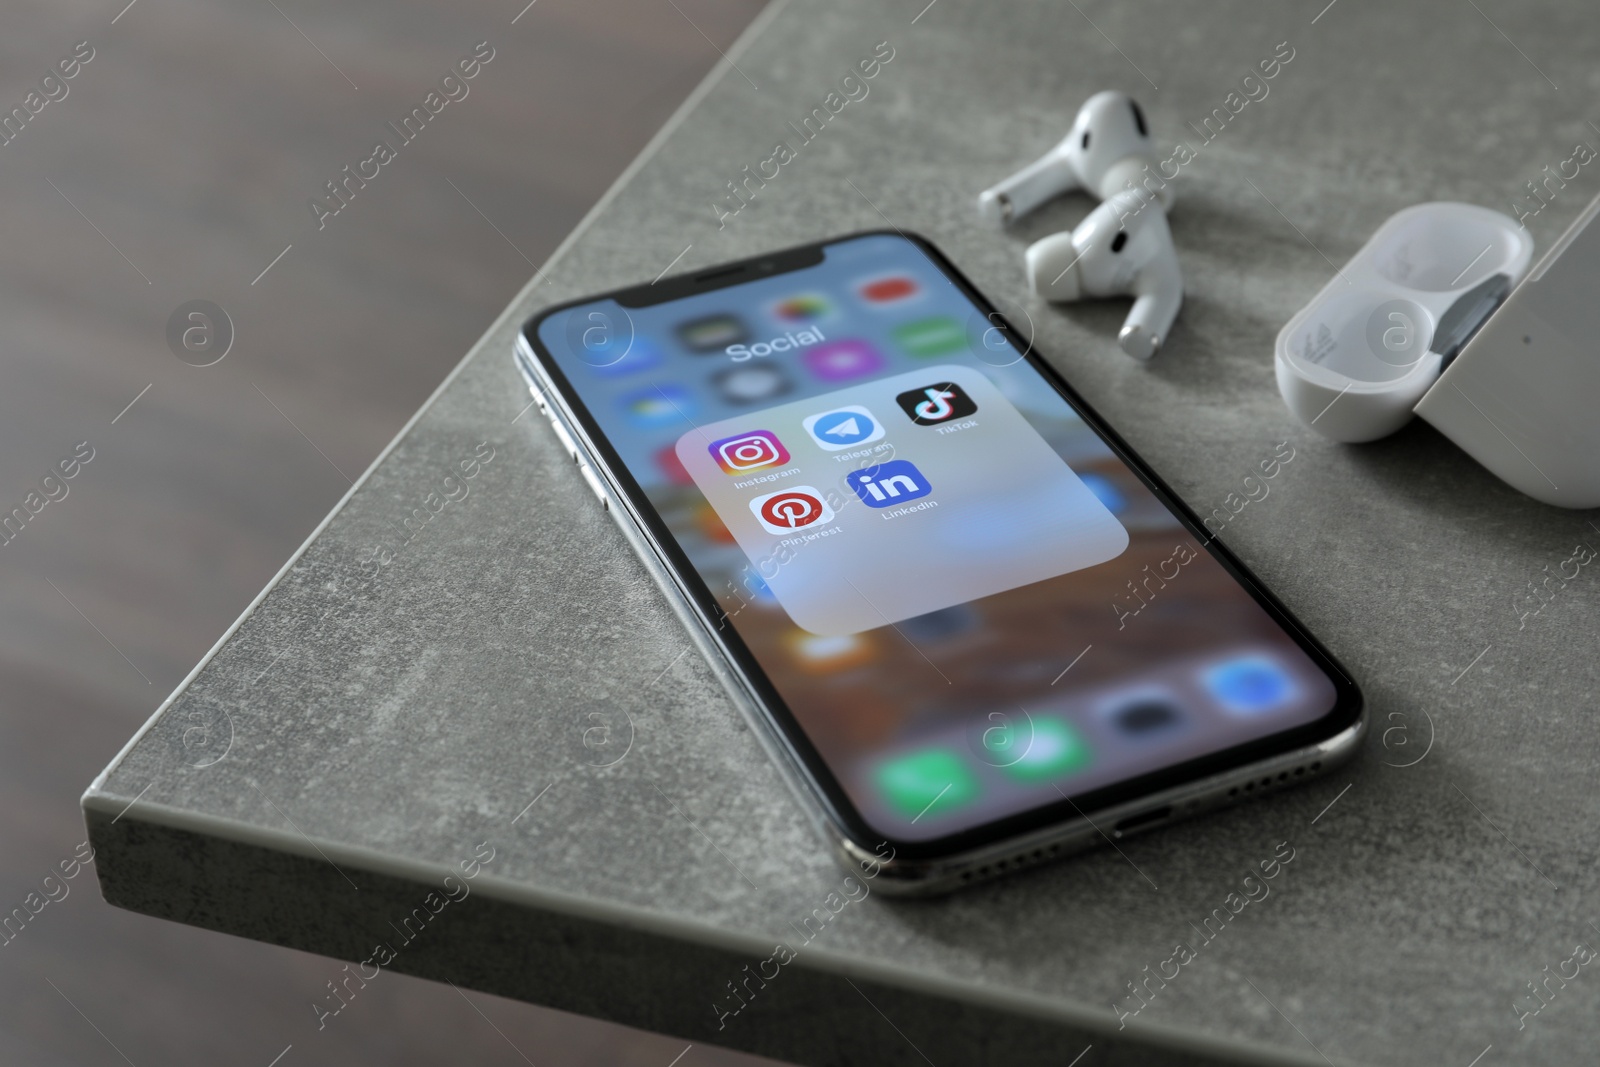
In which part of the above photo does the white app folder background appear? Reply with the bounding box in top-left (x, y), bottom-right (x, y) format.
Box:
top-left (677, 364), bottom-right (1129, 636)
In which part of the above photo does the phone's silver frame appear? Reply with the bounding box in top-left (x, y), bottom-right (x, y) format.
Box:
top-left (514, 325), bottom-right (1365, 898)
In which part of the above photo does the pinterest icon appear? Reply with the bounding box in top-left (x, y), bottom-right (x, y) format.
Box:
top-left (749, 487), bottom-right (835, 535)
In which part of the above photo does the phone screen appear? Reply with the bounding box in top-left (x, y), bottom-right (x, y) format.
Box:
top-left (530, 233), bottom-right (1350, 847)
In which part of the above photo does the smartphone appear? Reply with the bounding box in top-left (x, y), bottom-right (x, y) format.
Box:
top-left (515, 231), bottom-right (1363, 895)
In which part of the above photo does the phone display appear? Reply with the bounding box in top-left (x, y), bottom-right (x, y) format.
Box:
top-left (526, 233), bottom-right (1356, 852)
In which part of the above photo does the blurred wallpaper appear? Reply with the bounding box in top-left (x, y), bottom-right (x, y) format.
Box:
top-left (0, 1), bottom-right (778, 1064)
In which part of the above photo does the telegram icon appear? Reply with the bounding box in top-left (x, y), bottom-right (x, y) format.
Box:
top-left (802, 405), bottom-right (886, 451)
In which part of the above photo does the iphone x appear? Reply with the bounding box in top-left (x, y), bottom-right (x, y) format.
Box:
top-left (514, 231), bottom-right (1363, 895)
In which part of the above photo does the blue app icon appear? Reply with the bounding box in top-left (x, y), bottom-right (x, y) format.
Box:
top-left (803, 405), bottom-right (885, 451)
top-left (1079, 472), bottom-right (1126, 514)
top-left (1202, 655), bottom-right (1297, 715)
top-left (620, 384), bottom-right (695, 427)
top-left (586, 336), bottom-right (663, 377)
top-left (846, 459), bottom-right (933, 508)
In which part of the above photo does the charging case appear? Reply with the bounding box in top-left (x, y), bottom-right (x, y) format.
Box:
top-left (1276, 200), bottom-right (1600, 508)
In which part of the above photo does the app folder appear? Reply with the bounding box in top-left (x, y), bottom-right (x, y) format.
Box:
top-left (677, 365), bottom-right (1128, 636)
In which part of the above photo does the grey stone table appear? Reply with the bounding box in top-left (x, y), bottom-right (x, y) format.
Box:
top-left (84, 1), bottom-right (1600, 1064)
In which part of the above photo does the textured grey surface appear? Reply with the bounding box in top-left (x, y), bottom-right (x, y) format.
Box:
top-left (85, 1), bottom-right (1600, 1064)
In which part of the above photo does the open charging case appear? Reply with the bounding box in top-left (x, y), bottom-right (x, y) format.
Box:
top-left (1275, 197), bottom-right (1600, 509)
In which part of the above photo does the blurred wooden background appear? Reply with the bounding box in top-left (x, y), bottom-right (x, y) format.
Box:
top-left (0, 0), bottom-right (781, 1063)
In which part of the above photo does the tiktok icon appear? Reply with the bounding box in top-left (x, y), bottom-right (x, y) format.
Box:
top-left (896, 381), bottom-right (977, 426)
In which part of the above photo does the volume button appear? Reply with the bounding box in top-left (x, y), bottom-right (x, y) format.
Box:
top-left (525, 381), bottom-right (549, 415)
top-left (578, 462), bottom-right (609, 510)
top-left (548, 418), bottom-right (579, 462)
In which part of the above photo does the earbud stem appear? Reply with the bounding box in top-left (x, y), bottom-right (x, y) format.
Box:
top-left (977, 151), bottom-right (1078, 226)
top-left (1119, 260), bottom-right (1184, 360)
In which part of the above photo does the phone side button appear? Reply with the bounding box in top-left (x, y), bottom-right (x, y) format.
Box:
top-left (578, 462), bottom-right (609, 510)
top-left (548, 418), bottom-right (579, 462)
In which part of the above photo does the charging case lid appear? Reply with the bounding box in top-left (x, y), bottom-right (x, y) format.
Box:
top-left (1274, 202), bottom-right (1534, 444)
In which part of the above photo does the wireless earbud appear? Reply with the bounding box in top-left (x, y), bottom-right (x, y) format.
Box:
top-left (1025, 189), bottom-right (1183, 360)
top-left (978, 90), bottom-right (1173, 226)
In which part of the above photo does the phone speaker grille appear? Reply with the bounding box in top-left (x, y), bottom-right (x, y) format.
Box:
top-left (959, 759), bottom-right (1328, 885)
top-left (959, 841), bottom-right (1068, 883)
top-left (1228, 760), bottom-right (1322, 798)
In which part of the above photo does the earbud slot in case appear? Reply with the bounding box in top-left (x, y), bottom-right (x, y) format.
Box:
top-left (1277, 198), bottom-right (1600, 508)
top-left (1275, 202), bottom-right (1534, 444)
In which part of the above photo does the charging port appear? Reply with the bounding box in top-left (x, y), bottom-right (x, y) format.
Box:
top-left (1113, 806), bottom-right (1172, 836)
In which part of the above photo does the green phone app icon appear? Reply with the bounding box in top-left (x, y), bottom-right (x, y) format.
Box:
top-left (894, 316), bottom-right (966, 358)
top-left (875, 748), bottom-right (978, 819)
top-left (994, 716), bottom-right (1092, 783)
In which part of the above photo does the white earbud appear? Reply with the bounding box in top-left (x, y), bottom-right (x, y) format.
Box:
top-left (978, 91), bottom-right (1173, 226)
top-left (1026, 190), bottom-right (1183, 360)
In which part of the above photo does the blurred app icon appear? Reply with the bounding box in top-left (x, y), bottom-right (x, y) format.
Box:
top-left (874, 748), bottom-right (978, 819)
top-left (1078, 472), bottom-right (1126, 514)
top-left (739, 570), bottom-right (778, 604)
top-left (803, 339), bottom-right (886, 382)
top-left (1202, 655), bottom-right (1297, 715)
top-left (773, 293), bottom-right (830, 323)
top-left (584, 335), bottom-right (663, 376)
top-left (708, 430), bottom-right (790, 474)
top-left (692, 502), bottom-right (736, 544)
top-left (621, 384), bottom-right (694, 426)
top-left (896, 382), bottom-right (977, 425)
top-left (785, 631), bottom-right (875, 672)
top-left (858, 275), bottom-right (920, 304)
top-left (803, 405), bottom-right (885, 451)
top-left (713, 363), bottom-right (792, 406)
top-left (676, 313), bottom-right (748, 353)
top-left (722, 567), bottom-right (779, 613)
top-left (654, 443), bottom-right (693, 485)
top-left (897, 604), bottom-right (979, 644)
top-left (894, 316), bottom-right (965, 358)
top-left (995, 716), bottom-right (1092, 783)
top-left (1108, 696), bottom-right (1186, 738)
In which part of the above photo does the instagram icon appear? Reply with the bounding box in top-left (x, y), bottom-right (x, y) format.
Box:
top-left (709, 430), bottom-right (790, 474)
